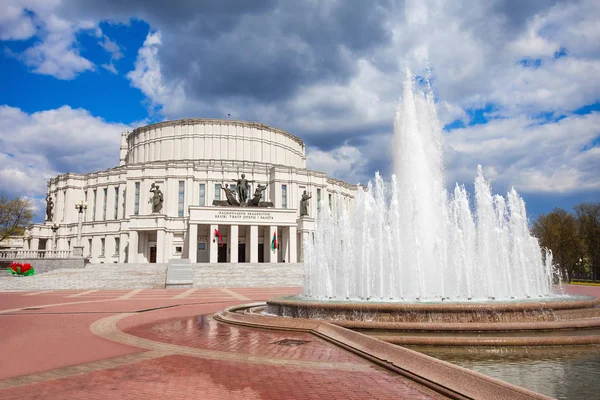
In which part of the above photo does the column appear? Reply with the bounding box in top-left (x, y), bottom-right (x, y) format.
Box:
top-left (165, 232), bottom-right (174, 260)
top-left (285, 226), bottom-right (297, 263)
top-left (267, 225), bottom-right (277, 263)
top-left (209, 224), bottom-right (218, 263)
top-left (157, 229), bottom-right (165, 263)
top-left (281, 228), bottom-right (289, 262)
top-left (249, 225), bottom-right (258, 263)
top-left (31, 238), bottom-right (39, 251)
top-left (288, 226), bottom-right (297, 262)
top-left (229, 225), bottom-right (239, 263)
top-left (188, 223), bottom-right (198, 263)
top-left (119, 233), bottom-right (128, 263)
top-left (128, 231), bottom-right (138, 263)
top-left (50, 232), bottom-right (57, 251)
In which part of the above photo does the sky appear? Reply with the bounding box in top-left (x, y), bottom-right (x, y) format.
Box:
top-left (0, 0), bottom-right (599, 222)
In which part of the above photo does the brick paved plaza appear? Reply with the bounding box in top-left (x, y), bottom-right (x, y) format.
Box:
top-left (1, 262), bottom-right (597, 400)
top-left (0, 285), bottom-right (445, 399)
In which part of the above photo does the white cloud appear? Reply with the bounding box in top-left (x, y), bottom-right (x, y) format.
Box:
top-left (0, 1), bottom-right (126, 79)
top-left (445, 112), bottom-right (600, 193)
top-left (0, 105), bottom-right (127, 199)
top-left (307, 145), bottom-right (367, 184)
top-left (127, 31), bottom-right (186, 115)
top-left (98, 34), bottom-right (123, 74)
top-left (0, 4), bottom-right (36, 40)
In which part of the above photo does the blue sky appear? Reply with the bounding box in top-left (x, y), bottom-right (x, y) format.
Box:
top-left (0, 0), bottom-right (599, 222)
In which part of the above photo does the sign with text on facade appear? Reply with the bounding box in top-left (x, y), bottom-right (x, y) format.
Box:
top-left (190, 207), bottom-right (297, 226)
top-left (214, 210), bottom-right (274, 221)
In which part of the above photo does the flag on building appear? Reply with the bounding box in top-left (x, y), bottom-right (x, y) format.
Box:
top-left (214, 229), bottom-right (223, 245)
top-left (271, 232), bottom-right (278, 250)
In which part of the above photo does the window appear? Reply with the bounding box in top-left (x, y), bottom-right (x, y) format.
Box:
top-left (122, 189), bottom-right (127, 218)
top-left (198, 243), bottom-right (206, 251)
top-left (100, 238), bottom-right (105, 256)
top-left (114, 187), bottom-right (119, 220)
top-left (115, 237), bottom-right (120, 255)
top-left (93, 189), bottom-right (97, 221)
top-left (317, 188), bottom-right (322, 212)
top-left (62, 190), bottom-right (66, 221)
top-left (88, 239), bottom-right (92, 256)
top-left (102, 188), bottom-right (108, 220)
top-left (67, 240), bottom-right (70, 250)
top-left (134, 182), bottom-right (140, 215)
top-left (199, 183), bottom-right (206, 206)
top-left (178, 181), bottom-right (185, 217)
top-left (175, 246), bottom-right (182, 253)
top-left (214, 183), bottom-right (221, 201)
top-left (329, 193), bottom-right (332, 209)
top-left (282, 184), bottom-right (287, 209)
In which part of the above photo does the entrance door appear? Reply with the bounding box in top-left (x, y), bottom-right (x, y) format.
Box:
top-left (258, 244), bottom-right (264, 263)
top-left (218, 244), bottom-right (228, 263)
top-left (150, 246), bottom-right (157, 263)
top-left (238, 243), bottom-right (246, 263)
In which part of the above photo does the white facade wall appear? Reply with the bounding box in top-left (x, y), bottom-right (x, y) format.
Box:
top-left (29, 119), bottom-right (357, 264)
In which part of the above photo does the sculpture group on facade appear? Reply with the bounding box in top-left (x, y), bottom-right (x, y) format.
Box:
top-left (149, 183), bottom-right (164, 213)
top-left (212, 174), bottom-right (313, 215)
top-left (212, 174), bottom-right (273, 208)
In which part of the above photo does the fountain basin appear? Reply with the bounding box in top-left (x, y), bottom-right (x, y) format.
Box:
top-left (262, 295), bottom-right (600, 346)
top-left (266, 295), bottom-right (600, 323)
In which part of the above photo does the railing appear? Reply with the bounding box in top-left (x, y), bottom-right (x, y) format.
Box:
top-left (0, 250), bottom-right (74, 259)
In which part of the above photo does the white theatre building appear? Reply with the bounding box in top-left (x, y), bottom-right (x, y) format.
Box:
top-left (25, 119), bottom-right (357, 264)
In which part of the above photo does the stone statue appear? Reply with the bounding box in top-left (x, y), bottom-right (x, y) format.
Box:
top-left (300, 190), bottom-right (312, 216)
top-left (232, 173), bottom-right (253, 204)
top-left (248, 183), bottom-right (268, 207)
top-left (149, 183), bottom-right (163, 213)
top-left (45, 194), bottom-right (54, 221)
top-left (221, 184), bottom-right (240, 207)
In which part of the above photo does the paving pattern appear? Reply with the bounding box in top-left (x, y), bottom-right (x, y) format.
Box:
top-left (0, 287), bottom-right (443, 399)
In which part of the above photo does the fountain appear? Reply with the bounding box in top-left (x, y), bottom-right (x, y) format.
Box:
top-left (214, 70), bottom-right (600, 398)
top-left (262, 70), bottom-right (600, 344)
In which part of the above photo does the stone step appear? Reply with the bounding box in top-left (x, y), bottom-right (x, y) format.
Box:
top-left (165, 259), bottom-right (193, 289)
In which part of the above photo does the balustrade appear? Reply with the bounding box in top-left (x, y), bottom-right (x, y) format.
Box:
top-left (0, 249), bottom-right (75, 259)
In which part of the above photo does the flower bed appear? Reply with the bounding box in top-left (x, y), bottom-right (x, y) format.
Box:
top-left (7, 262), bottom-right (35, 276)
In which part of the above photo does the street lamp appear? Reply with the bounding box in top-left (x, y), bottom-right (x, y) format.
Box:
top-left (50, 222), bottom-right (59, 252)
top-left (73, 200), bottom-right (88, 257)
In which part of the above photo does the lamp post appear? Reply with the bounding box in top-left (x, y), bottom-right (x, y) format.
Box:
top-left (74, 200), bottom-right (87, 257)
top-left (50, 222), bottom-right (59, 254)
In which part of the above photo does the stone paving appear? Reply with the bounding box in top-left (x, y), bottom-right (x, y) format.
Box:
top-left (0, 288), bottom-right (443, 399)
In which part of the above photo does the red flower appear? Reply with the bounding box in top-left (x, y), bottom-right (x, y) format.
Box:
top-left (21, 263), bottom-right (32, 273)
top-left (8, 262), bottom-right (22, 274)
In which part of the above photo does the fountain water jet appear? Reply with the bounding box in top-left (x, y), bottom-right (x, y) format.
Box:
top-left (302, 70), bottom-right (556, 302)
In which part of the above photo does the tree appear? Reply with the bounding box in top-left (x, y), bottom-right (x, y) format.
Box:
top-left (0, 195), bottom-right (34, 243)
top-left (532, 208), bottom-right (584, 282)
top-left (574, 203), bottom-right (600, 280)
